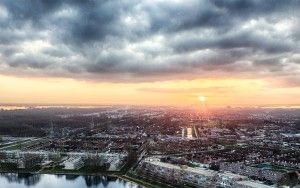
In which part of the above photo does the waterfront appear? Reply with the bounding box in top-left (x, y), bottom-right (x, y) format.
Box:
top-left (0, 173), bottom-right (142, 188)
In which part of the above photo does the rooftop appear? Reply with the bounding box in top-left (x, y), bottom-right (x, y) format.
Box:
top-left (147, 160), bottom-right (181, 170)
top-left (146, 160), bottom-right (217, 177)
top-left (219, 171), bottom-right (248, 180)
top-left (185, 166), bottom-right (217, 177)
top-left (64, 156), bottom-right (82, 163)
top-left (235, 180), bottom-right (274, 188)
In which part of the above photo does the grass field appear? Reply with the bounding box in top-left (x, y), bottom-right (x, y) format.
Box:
top-left (253, 162), bottom-right (297, 172)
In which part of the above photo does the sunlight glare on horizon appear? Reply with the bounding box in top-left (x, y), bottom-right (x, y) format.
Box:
top-left (198, 96), bottom-right (206, 103)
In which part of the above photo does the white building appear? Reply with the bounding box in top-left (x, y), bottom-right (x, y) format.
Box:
top-left (138, 157), bottom-right (277, 188)
top-left (234, 180), bottom-right (274, 188)
top-left (140, 158), bottom-right (217, 187)
top-left (216, 172), bottom-right (248, 187)
top-left (63, 156), bottom-right (83, 170)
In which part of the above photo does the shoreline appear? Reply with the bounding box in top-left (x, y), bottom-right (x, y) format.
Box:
top-left (0, 169), bottom-right (149, 187)
top-left (0, 169), bottom-right (177, 188)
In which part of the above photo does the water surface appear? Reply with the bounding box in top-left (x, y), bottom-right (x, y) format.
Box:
top-left (0, 173), bottom-right (142, 188)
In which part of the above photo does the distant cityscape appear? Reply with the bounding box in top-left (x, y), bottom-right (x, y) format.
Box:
top-left (0, 105), bottom-right (299, 187)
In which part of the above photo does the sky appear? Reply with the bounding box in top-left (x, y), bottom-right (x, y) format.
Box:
top-left (0, 0), bottom-right (300, 107)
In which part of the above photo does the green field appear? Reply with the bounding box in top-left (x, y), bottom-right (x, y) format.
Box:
top-left (253, 162), bottom-right (297, 172)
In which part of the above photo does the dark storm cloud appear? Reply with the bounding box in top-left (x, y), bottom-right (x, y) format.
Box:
top-left (8, 56), bottom-right (51, 69)
top-left (0, 0), bottom-right (299, 85)
top-left (170, 31), bottom-right (293, 54)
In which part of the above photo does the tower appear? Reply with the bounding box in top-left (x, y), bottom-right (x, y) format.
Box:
top-left (89, 117), bottom-right (95, 130)
top-left (49, 121), bottom-right (54, 139)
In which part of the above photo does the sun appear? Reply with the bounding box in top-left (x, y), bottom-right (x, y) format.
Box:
top-left (198, 96), bottom-right (206, 102)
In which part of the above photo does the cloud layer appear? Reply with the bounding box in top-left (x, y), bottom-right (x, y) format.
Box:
top-left (0, 0), bottom-right (299, 84)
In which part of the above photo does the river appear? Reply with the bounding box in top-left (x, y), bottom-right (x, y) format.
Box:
top-left (0, 173), bottom-right (143, 188)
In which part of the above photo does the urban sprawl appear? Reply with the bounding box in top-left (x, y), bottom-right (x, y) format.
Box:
top-left (0, 106), bottom-right (299, 187)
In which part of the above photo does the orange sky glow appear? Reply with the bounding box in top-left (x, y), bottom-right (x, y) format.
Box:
top-left (1, 75), bottom-right (299, 107)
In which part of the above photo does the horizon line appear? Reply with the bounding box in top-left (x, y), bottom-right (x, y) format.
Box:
top-left (1, 103), bottom-right (300, 109)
